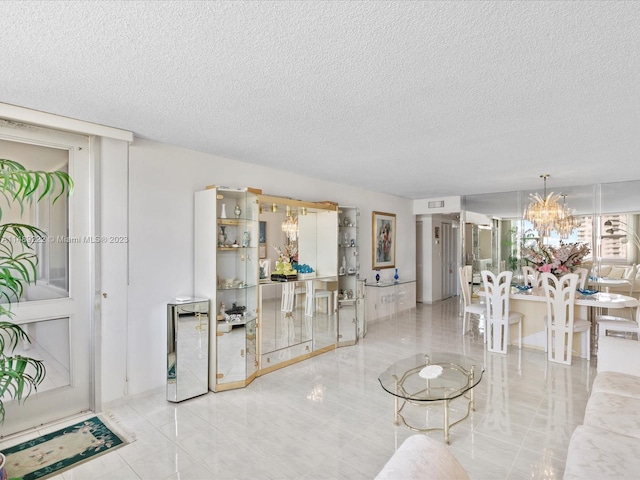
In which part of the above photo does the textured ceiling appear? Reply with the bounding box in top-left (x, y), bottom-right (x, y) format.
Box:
top-left (1, 1), bottom-right (639, 199)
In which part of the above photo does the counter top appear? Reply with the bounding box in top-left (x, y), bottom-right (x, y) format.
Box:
top-left (366, 279), bottom-right (416, 287)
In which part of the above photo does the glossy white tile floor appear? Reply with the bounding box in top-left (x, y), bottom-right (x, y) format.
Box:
top-left (2, 297), bottom-right (596, 479)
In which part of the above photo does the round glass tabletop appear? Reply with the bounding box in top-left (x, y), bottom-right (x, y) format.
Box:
top-left (378, 352), bottom-right (484, 402)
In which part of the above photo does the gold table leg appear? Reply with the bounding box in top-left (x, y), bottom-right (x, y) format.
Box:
top-left (393, 375), bottom-right (400, 426)
top-left (444, 398), bottom-right (450, 444)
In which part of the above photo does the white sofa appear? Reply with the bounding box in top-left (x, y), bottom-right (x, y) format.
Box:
top-left (591, 264), bottom-right (640, 294)
top-left (375, 434), bottom-right (469, 480)
top-left (564, 336), bottom-right (640, 479)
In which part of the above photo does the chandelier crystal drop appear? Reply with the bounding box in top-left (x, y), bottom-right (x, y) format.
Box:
top-left (281, 212), bottom-right (299, 242)
top-left (555, 194), bottom-right (578, 238)
top-left (524, 174), bottom-right (567, 237)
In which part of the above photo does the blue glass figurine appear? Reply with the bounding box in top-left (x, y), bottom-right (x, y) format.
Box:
top-left (394, 268), bottom-right (399, 282)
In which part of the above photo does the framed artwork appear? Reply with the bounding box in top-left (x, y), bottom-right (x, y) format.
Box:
top-left (372, 211), bottom-right (396, 269)
top-left (259, 221), bottom-right (267, 258)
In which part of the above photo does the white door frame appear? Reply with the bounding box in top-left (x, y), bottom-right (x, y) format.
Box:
top-left (0, 120), bottom-right (96, 436)
top-left (441, 222), bottom-right (457, 299)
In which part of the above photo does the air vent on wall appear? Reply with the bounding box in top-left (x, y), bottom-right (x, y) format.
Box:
top-left (427, 200), bottom-right (445, 208)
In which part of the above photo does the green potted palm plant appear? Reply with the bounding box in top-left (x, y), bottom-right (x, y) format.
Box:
top-left (0, 158), bottom-right (72, 479)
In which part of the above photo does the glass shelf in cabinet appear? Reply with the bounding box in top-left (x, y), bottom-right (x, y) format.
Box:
top-left (218, 218), bottom-right (242, 226)
top-left (217, 283), bottom-right (257, 291)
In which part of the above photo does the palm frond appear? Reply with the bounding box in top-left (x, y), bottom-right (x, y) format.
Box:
top-left (0, 159), bottom-right (73, 221)
top-left (0, 354), bottom-right (46, 423)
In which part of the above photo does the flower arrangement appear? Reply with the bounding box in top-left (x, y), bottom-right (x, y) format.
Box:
top-left (522, 241), bottom-right (591, 276)
top-left (273, 242), bottom-right (298, 264)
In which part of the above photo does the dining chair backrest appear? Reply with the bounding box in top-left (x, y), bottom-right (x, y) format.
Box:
top-left (574, 268), bottom-right (589, 289)
top-left (542, 272), bottom-right (579, 365)
top-left (481, 270), bottom-right (513, 353)
top-left (522, 266), bottom-right (541, 288)
top-left (281, 282), bottom-right (295, 313)
top-left (459, 266), bottom-right (473, 307)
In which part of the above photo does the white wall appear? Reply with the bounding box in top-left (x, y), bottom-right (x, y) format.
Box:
top-left (416, 215), bottom-right (444, 304)
top-left (104, 138), bottom-right (415, 401)
top-left (99, 137), bottom-right (130, 406)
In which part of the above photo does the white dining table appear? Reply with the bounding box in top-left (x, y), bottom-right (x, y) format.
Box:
top-left (478, 287), bottom-right (639, 357)
top-left (510, 287), bottom-right (639, 309)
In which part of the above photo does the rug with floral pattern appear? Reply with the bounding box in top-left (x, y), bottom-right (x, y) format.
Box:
top-left (2, 416), bottom-right (128, 480)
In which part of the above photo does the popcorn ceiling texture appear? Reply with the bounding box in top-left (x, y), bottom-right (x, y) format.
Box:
top-left (0, 1), bottom-right (639, 198)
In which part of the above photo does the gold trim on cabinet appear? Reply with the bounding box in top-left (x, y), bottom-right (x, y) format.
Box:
top-left (257, 344), bottom-right (337, 377)
top-left (258, 194), bottom-right (338, 212)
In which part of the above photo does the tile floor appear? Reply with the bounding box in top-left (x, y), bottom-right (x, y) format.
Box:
top-left (1, 297), bottom-right (596, 479)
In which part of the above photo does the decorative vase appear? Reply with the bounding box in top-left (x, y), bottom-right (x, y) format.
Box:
top-left (234, 205), bottom-right (242, 218)
top-left (242, 231), bottom-right (250, 247)
top-left (394, 268), bottom-right (399, 282)
top-left (375, 271), bottom-right (380, 283)
top-left (220, 203), bottom-right (227, 219)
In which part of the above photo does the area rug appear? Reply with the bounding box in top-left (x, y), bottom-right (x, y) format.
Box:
top-left (2, 415), bottom-right (133, 480)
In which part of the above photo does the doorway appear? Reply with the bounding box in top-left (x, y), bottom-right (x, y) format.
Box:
top-left (0, 124), bottom-right (93, 436)
top-left (441, 222), bottom-right (457, 298)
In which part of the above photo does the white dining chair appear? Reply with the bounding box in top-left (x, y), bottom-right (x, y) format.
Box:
top-left (597, 304), bottom-right (640, 341)
top-left (481, 270), bottom-right (523, 354)
top-left (522, 266), bottom-right (541, 288)
top-left (459, 266), bottom-right (485, 334)
top-left (304, 281), bottom-right (332, 317)
top-left (541, 272), bottom-right (591, 365)
top-left (574, 268), bottom-right (589, 289)
top-left (281, 282), bottom-right (295, 313)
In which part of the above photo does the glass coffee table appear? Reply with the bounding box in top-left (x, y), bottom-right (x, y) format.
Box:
top-left (378, 352), bottom-right (484, 444)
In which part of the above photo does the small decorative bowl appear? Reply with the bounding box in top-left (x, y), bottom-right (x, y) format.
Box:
top-left (515, 285), bottom-right (532, 292)
top-left (577, 288), bottom-right (599, 296)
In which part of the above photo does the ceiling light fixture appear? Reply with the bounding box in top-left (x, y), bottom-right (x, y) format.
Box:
top-left (282, 209), bottom-right (299, 242)
top-left (524, 174), bottom-right (566, 237)
top-left (556, 194), bottom-right (577, 238)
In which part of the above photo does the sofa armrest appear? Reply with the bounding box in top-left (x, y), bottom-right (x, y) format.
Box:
top-left (375, 435), bottom-right (469, 480)
top-left (597, 336), bottom-right (640, 376)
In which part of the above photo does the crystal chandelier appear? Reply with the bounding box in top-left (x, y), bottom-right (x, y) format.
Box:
top-left (556, 194), bottom-right (577, 238)
top-left (281, 206), bottom-right (299, 242)
top-left (524, 174), bottom-right (567, 237)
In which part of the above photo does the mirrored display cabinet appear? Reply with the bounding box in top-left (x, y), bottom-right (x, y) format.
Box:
top-left (195, 186), bottom-right (260, 392)
top-left (256, 194), bottom-right (339, 374)
top-left (338, 206), bottom-right (363, 345)
top-left (195, 187), bottom-right (344, 391)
